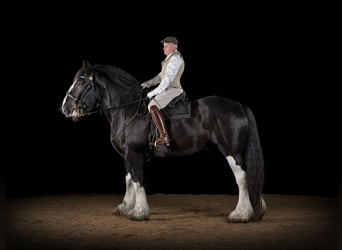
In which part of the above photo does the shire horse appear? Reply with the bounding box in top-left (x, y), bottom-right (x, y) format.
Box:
top-left (61, 60), bottom-right (266, 223)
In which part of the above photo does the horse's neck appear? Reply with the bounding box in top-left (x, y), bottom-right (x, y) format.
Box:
top-left (94, 66), bottom-right (143, 133)
top-left (100, 86), bottom-right (142, 131)
top-left (106, 105), bottom-right (142, 144)
top-left (97, 78), bottom-right (141, 111)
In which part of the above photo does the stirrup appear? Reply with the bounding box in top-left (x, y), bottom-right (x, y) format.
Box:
top-left (150, 136), bottom-right (172, 147)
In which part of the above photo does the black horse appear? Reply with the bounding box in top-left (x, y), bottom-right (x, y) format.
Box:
top-left (61, 60), bottom-right (266, 223)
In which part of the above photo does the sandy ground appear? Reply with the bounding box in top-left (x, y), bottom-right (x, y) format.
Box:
top-left (5, 194), bottom-right (337, 250)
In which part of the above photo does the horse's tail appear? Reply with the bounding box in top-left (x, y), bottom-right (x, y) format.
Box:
top-left (244, 105), bottom-right (264, 220)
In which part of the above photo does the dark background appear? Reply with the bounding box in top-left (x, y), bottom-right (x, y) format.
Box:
top-left (4, 3), bottom-right (337, 197)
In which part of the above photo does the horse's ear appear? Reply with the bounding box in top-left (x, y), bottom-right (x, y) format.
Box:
top-left (82, 60), bottom-right (91, 70)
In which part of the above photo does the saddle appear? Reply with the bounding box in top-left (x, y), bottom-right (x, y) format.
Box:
top-left (163, 92), bottom-right (191, 120)
top-left (148, 92), bottom-right (191, 148)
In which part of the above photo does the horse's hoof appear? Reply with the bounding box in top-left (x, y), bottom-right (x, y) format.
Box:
top-left (113, 206), bottom-right (127, 216)
top-left (226, 216), bottom-right (249, 223)
top-left (127, 214), bottom-right (149, 221)
top-left (112, 209), bottom-right (122, 216)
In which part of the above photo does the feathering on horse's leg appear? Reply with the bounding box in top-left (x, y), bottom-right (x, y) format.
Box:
top-left (226, 155), bottom-right (254, 223)
top-left (126, 180), bottom-right (149, 221)
top-left (113, 156), bottom-right (150, 221)
top-left (113, 173), bottom-right (135, 216)
top-left (113, 171), bottom-right (150, 221)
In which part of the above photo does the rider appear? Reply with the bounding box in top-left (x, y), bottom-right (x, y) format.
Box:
top-left (141, 36), bottom-right (185, 147)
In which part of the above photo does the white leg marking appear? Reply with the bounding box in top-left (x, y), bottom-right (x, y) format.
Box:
top-left (114, 173), bottom-right (135, 215)
top-left (261, 196), bottom-right (267, 215)
top-left (127, 181), bottom-right (150, 220)
top-left (226, 155), bottom-right (254, 222)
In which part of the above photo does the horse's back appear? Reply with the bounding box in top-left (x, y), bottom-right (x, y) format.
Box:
top-left (194, 95), bottom-right (246, 118)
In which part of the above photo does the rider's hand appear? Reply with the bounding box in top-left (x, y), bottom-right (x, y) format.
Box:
top-left (141, 82), bottom-right (150, 89)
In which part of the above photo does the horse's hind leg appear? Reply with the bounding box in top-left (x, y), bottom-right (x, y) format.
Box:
top-left (226, 155), bottom-right (254, 223)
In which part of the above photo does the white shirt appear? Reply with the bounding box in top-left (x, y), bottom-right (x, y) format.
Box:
top-left (148, 52), bottom-right (184, 97)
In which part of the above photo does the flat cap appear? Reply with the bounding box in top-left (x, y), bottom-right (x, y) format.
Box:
top-left (161, 36), bottom-right (178, 45)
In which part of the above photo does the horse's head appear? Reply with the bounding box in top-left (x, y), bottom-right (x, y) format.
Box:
top-left (61, 60), bottom-right (99, 121)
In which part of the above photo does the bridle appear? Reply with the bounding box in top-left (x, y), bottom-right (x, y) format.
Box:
top-left (66, 74), bottom-right (98, 116)
top-left (66, 73), bottom-right (149, 117)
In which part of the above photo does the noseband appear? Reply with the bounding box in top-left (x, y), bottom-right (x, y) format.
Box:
top-left (66, 75), bottom-right (98, 116)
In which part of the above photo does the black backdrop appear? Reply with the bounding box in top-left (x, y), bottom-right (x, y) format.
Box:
top-left (5, 4), bottom-right (337, 197)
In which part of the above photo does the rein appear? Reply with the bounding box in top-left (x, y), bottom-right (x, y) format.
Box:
top-left (109, 92), bottom-right (150, 142)
top-left (74, 74), bottom-right (149, 116)
top-left (82, 95), bottom-right (149, 116)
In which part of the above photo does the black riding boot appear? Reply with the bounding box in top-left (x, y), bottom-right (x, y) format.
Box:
top-left (150, 105), bottom-right (171, 147)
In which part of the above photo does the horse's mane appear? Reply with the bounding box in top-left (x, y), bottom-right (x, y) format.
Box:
top-left (91, 64), bottom-right (143, 102)
top-left (93, 64), bottom-right (141, 88)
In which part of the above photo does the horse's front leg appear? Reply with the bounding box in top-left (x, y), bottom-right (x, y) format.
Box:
top-left (113, 156), bottom-right (149, 221)
top-left (113, 172), bottom-right (135, 216)
top-left (126, 177), bottom-right (149, 221)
